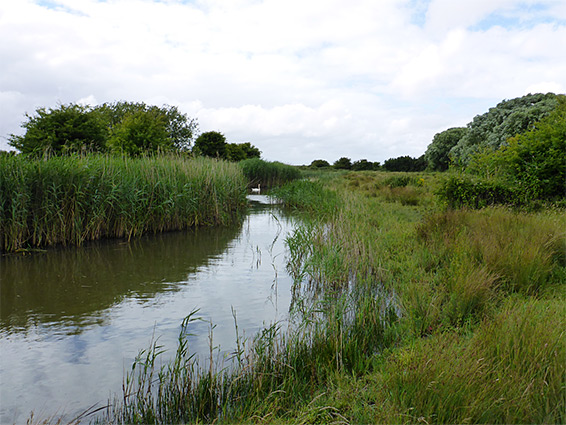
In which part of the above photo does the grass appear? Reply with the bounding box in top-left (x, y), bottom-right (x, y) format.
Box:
top-left (239, 158), bottom-right (301, 189)
top-left (0, 154), bottom-right (248, 252)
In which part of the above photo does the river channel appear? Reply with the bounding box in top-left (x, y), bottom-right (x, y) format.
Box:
top-left (0, 195), bottom-right (296, 424)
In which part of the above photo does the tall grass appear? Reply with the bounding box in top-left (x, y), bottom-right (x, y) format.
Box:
top-left (0, 154), bottom-right (247, 252)
top-left (239, 158), bottom-right (301, 189)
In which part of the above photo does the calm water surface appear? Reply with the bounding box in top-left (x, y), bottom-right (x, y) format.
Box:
top-left (0, 195), bottom-right (295, 424)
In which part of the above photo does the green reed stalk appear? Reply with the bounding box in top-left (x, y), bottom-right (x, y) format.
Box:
top-left (0, 154), bottom-right (248, 252)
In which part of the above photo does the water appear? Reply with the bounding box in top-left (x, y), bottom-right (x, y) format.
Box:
top-left (0, 195), bottom-right (296, 424)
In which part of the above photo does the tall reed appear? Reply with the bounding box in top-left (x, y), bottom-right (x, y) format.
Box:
top-left (0, 154), bottom-right (248, 252)
top-left (239, 158), bottom-right (301, 189)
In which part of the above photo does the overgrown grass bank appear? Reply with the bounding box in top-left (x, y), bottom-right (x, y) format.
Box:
top-left (98, 170), bottom-right (565, 424)
top-left (0, 155), bottom-right (248, 252)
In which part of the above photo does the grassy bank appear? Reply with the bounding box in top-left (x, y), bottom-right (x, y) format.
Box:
top-left (0, 155), bottom-right (248, 252)
top-left (99, 170), bottom-right (565, 424)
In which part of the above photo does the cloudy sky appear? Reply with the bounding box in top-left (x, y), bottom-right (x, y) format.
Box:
top-left (1, 0), bottom-right (565, 164)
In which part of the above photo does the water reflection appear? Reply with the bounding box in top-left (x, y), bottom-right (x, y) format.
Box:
top-left (1, 224), bottom-right (240, 333)
top-left (0, 195), bottom-right (294, 424)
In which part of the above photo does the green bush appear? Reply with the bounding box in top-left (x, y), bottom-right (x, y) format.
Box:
top-left (437, 175), bottom-right (520, 208)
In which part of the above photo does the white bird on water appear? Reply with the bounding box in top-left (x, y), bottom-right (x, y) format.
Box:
top-left (251, 184), bottom-right (261, 194)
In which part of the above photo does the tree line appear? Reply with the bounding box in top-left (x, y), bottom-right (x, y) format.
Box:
top-left (7, 102), bottom-right (261, 161)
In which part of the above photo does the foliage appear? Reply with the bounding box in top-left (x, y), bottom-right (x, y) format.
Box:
top-left (0, 154), bottom-right (247, 252)
top-left (8, 104), bottom-right (108, 155)
top-left (310, 159), bottom-right (331, 168)
top-left (351, 159), bottom-right (380, 171)
top-left (193, 131), bottom-right (261, 162)
top-left (437, 175), bottom-right (520, 208)
top-left (8, 101), bottom-right (198, 157)
top-left (239, 158), bottom-right (300, 188)
top-left (333, 157), bottom-right (352, 169)
top-left (425, 127), bottom-right (468, 171)
top-left (468, 95), bottom-right (566, 201)
top-left (193, 131), bottom-right (227, 158)
top-left (225, 141), bottom-right (261, 161)
top-left (383, 154), bottom-right (426, 172)
top-left (106, 108), bottom-right (170, 156)
top-left (449, 92), bottom-right (559, 165)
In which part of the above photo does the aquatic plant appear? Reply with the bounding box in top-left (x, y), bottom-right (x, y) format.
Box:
top-left (0, 154), bottom-right (247, 252)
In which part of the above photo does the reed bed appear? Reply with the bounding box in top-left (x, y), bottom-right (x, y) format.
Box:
top-left (0, 154), bottom-right (248, 252)
top-left (239, 158), bottom-right (301, 189)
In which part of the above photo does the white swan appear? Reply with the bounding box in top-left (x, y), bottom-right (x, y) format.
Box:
top-left (251, 184), bottom-right (261, 194)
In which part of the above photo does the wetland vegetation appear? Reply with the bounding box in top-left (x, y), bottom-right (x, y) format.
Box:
top-left (2, 93), bottom-right (565, 424)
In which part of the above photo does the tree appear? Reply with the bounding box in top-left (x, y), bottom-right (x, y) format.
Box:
top-left (225, 143), bottom-right (246, 161)
top-left (449, 93), bottom-right (559, 166)
top-left (8, 104), bottom-right (108, 155)
top-left (9, 101), bottom-right (198, 157)
top-left (193, 131), bottom-right (227, 158)
top-left (239, 142), bottom-right (261, 159)
top-left (425, 127), bottom-right (468, 171)
top-left (469, 94), bottom-right (566, 200)
top-left (310, 159), bottom-right (330, 168)
top-left (333, 157), bottom-right (352, 170)
top-left (383, 155), bottom-right (426, 172)
top-left (97, 101), bottom-right (198, 153)
top-left (351, 159), bottom-right (378, 171)
top-left (107, 108), bottom-right (170, 156)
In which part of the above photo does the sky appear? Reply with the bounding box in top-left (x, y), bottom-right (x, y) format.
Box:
top-left (1, 0), bottom-right (565, 165)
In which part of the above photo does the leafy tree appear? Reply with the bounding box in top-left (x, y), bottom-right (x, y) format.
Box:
top-left (310, 159), bottom-right (330, 168)
top-left (425, 127), bottom-right (468, 171)
top-left (351, 159), bottom-right (379, 171)
top-left (97, 101), bottom-right (198, 153)
top-left (8, 104), bottom-right (108, 155)
top-left (225, 143), bottom-right (246, 161)
top-left (193, 131), bottom-right (227, 158)
top-left (333, 157), bottom-right (352, 170)
top-left (383, 155), bottom-right (426, 172)
top-left (9, 101), bottom-right (198, 157)
top-left (239, 142), bottom-right (261, 159)
top-left (469, 94), bottom-right (566, 201)
top-left (107, 108), bottom-right (170, 156)
top-left (450, 93), bottom-right (559, 166)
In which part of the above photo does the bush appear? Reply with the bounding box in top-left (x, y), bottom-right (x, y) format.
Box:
top-left (437, 176), bottom-right (520, 208)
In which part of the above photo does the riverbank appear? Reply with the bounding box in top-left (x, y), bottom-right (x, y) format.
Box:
top-left (104, 170), bottom-right (565, 424)
top-left (0, 155), bottom-right (248, 252)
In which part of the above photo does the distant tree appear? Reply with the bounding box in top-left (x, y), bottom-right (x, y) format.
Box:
top-left (449, 93), bottom-right (559, 166)
top-left (425, 127), bottom-right (468, 171)
top-left (333, 157), bottom-right (352, 170)
top-left (240, 142), bottom-right (261, 159)
top-left (8, 104), bottom-right (108, 156)
top-left (225, 143), bottom-right (246, 161)
top-left (351, 159), bottom-right (377, 171)
top-left (310, 159), bottom-right (330, 168)
top-left (193, 131), bottom-right (227, 158)
top-left (383, 155), bottom-right (426, 172)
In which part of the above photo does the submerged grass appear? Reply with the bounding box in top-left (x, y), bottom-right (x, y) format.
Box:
top-left (0, 154), bottom-right (248, 252)
top-left (74, 170), bottom-right (566, 423)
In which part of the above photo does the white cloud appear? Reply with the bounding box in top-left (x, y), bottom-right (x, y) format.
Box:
top-left (1, 0), bottom-right (565, 164)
